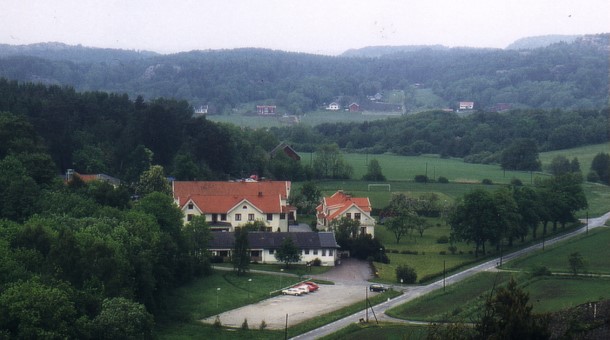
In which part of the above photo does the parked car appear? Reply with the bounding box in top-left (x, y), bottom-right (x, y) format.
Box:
top-left (303, 281), bottom-right (319, 291)
top-left (369, 284), bottom-right (387, 292)
top-left (292, 284), bottom-right (310, 294)
top-left (282, 288), bottom-right (303, 296)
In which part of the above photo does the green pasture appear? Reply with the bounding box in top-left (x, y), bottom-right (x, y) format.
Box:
top-left (321, 322), bottom-right (429, 340)
top-left (387, 271), bottom-right (517, 322)
top-left (539, 143), bottom-right (610, 172)
top-left (524, 277), bottom-right (610, 313)
top-left (504, 227), bottom-right (610, 274)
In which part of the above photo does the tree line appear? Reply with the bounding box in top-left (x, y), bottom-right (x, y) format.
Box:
top-left (0, 34), bottom-right (608, 113)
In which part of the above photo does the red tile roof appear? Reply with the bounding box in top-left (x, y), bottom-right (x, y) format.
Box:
top-left (317, 190), bottom-right (372, 221)
top-left (173, 181), bottom-right (290, 214)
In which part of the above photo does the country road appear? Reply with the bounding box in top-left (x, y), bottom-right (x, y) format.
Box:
top-left (291, 212), bottom-right (610, 340)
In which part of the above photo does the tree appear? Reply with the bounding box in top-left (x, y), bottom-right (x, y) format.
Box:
top-left (91, 297), bottom-right (154, 340)
top-left (275, 237), bottom-right (302, 268)
top-left (475, 277), bottom-right (549, 339)
top-left (568, 252), bottom-right (585, 275)
top-left (449, 189), bottom-right (497, 257)
top-left (312, 144), bottom-right (352, 179)
top-left (232, 228), bottom-right (249, 276)
top-left (362, 159), bottom-right (386, 181)
top-left (396, 264), bottom-right (417, 284)
top-left (0, 279), bottom-right (78, 339)
top-left (330, 217), bottom-right (361, 247)
top-left (500, 138), bottom-right (541, 171)
top-left (135, 165), bottom-right (172, 196)
top-left (513, 186), bottom-right (541, 239)
top-left (590, 152), bottom-right (609, 184)
top-left (548, 155), bottom-right (572, 176)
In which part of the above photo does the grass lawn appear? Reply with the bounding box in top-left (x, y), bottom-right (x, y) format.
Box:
top-left (503, 227), bottom-right (610, 274)
top-left (321, 322), bottom-right (429, 340)
top-left (214, 262), bottom-right (333, 277)
top-left (524, 276), bottom-right (610, 313)
top-left (386, 271), bottom-right (518, 322)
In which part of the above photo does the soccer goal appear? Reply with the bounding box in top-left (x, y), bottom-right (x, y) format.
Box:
top-left (368, 184), bottom-right (391, 192)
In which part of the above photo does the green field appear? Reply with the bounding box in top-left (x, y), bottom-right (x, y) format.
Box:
top-left (504, 227), bottom-right (610, 274)
top-left (321, 322), bottom-right (429, 340)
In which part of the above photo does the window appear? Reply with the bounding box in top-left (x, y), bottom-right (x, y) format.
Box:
top-left (248, 213), bottom-right (255, 221)
top-left (304, 249), bottom-right (310, 255)
top-left (322, 249), bottom-right (326, 256)
top-left (187, 202), bottom-right (194, 210)
top-left (280, 213), bottom-right (286, 220)
top-left (187, 214), bottom-right (194, 221)
top-left (243, 205), bottom-right (247, 209)
top-left (346, 213), bottom-right (351, 219)
top-left (313, 249), bottom-right (318, 255)
top-left (212, 213), bottom-right (218, 222)
top-left (235, 213), bottom-right (242, 221)
top-left (221, 214), bottom-right (227, 221)
top-left (355, 213), bottom-right (361, 220)
top-left (269, 249), bottom-right (275, 254)
top-left (329, 250), bottom-right (333, 256)
top-left (267, 213), bottom-right (273, 221)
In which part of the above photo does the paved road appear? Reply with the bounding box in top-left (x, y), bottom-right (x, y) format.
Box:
top-left (292, 212), bottom-right (610, 339)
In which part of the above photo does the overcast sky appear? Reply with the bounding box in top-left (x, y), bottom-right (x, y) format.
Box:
top-left (2, 0), bottom-right (608, 55)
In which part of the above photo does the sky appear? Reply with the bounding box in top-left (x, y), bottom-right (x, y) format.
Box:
top-left (1, 0), bottom-right (609, 55)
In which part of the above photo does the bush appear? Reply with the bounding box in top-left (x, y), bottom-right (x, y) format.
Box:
top-left (312, 258), bottom-right (322, 266)
top-left (510, 178), bottom-right (523, 186)
top-left (448, 245), bottom-right (457, 254)
top-left (414, 174), bottom-right (429, 183)
top-left (437, 176), bottom-right (449, 183)
top-left (436, 235), bottom-right (449, 244)
top-left (211, 255), bottom-right (224, 263)
top-left (396, 264), bottom-right (417, 284)
top-left (482, 178), bottom-right (493, 185)
top-left (259, 320), bottom-right (267, 330)
top-left (241, 318), bottom-right (249, 330)
top-left (439, 251), bottom-right (447, 255)
top-left (213, 316), bottom-right (222, 328)
top-left (532, 265), bottom-right (551, 277)
top-left (400, 250), bottom-right (418, 255)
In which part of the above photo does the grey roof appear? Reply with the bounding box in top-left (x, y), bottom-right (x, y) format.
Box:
top-left (209, 232), bottom-right (339, 250)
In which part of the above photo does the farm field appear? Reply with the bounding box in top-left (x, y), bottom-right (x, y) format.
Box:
top-left (504, 227), bottom-right (610, 274)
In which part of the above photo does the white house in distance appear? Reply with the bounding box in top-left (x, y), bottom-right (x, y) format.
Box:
top-left (208, 232), bottom-right (340, 266)
top-left (326, 102), bottom-right (340, 111)
top-left (172, 180), bottom-right (296, 231)
top-left (316, 190), bottom-right (376, 237)
top-left (458, 101), bottom-right (474, 110)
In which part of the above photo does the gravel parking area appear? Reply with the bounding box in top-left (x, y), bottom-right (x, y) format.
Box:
top-left (201, 259), bottom-right (375, 329)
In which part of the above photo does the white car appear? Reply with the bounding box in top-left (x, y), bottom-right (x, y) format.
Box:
top-left (292, 285), bottom-right (310, 295)
top-left (281, 288), bottom-right (303, 296)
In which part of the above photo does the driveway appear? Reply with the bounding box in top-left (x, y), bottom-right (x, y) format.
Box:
top-left (201, 258), bottom-right (373, 329)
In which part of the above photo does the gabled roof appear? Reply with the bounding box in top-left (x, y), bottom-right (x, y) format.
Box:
top-left (173, 181), bottom-right (290, 214)
top-left (317, 190), bottom-right (372, 221)
top-left (208, 232), bottom-right (339, 250)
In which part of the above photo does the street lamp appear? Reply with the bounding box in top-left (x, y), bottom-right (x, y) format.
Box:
top-left (248, 278), bottom-right (252, 299)
top-left (216, 287), bottom-right (221, 309)
top-left (280, 269), bottom-right (284, 290)
top-left (379, 248), bottom-right (383, 262)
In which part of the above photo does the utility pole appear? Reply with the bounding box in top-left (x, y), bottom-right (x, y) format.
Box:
top-left (443, 260), bottom-right (446, 291)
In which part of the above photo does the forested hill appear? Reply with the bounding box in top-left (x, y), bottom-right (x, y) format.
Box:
top-left (0, 34), bottom-right (608, 112)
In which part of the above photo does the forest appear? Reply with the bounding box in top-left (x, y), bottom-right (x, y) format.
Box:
top-left (0, 34), bottom-right (608, 114)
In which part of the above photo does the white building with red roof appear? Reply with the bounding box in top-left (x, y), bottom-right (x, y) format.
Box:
top-left (316, 190), bottom-right (376, 237)
top-left (173, 181), bottom-right (296, 231)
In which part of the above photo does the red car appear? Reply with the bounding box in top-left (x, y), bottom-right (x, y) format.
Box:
top-left (302, 281), bottom-right (319, 292)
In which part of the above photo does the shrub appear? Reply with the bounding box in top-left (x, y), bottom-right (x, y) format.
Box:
top-left (414, 174), bottom-right (429, 183)
top-left (312, 258), bottom-right (322, 266)
top-left (436, 235), bottom-right (449, 244)
top-left (213, 316), bottom-right (222, 328)
top-left (437, 176), bottom-right (449, 183)
top-left (439, 251), bottom-right (447, 255)
top-left (448, 245), bottom-right (457, 254)
top-left (532, 265), bottom-right (551, 277)
top-left (482, 178), bottom-right (493, 185)
top-left (510, 178), bottom-right (523, 186)
top-left (400, 250), bottom-right (418, 255)
top-left (396, 264), bottom-right (417, 284)
top-left (259, 320), bottom-right (267, 330)
top-left (211, 255), bottom-right (224, 263)
top-left (241, 318), bottom-right (249, 330)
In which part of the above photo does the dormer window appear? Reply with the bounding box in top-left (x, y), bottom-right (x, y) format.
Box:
top-left (188, 203), bottom-right (194, 210)
top-left (243, 205), bottom-right (247, 209)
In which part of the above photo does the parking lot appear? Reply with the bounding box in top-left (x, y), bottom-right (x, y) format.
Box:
top-left (201, 259), bottom-right (377, 329)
